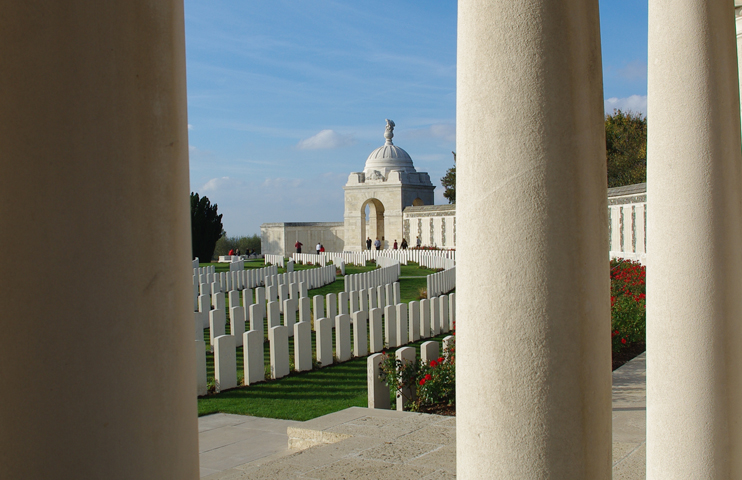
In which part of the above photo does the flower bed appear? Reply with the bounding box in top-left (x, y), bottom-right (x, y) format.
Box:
top-left (377, 260), bottom-right (647, 413)
top-left (611, 258), bottom-right (646, 354)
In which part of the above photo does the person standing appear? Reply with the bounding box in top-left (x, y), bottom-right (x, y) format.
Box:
top-left (316, 242), bottom-right (321, 255)
top-left (374, 238), bottom-right (381, 250)
top-left (416, 236), bottom-right (421, 248)
top-left (295, 241), bottom-right (302, 254)
top-left (401, 238), bottom-right (408, 249)
top-left (366, 237), bottom-right (372, 250)
top-left (393, 240), bottom-right (398, 250)
top-left (320, 244), bottom-right (325, 253)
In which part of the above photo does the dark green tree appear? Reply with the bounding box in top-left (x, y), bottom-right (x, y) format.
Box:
top-left (440, 151), bottom-right (456, 204)
top-left (191, 192), bottom-right (225, 261)
top-left (605, 110), bottom-right (647, 188)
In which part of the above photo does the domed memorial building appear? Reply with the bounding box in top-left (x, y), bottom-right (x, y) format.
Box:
top-left (261, 120), bottom-right (456, 255)
top-left (343, 119), bottom-right (435, 251)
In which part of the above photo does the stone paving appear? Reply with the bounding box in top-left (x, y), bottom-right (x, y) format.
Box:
top-left (200, 352), bottom-right (646, 479)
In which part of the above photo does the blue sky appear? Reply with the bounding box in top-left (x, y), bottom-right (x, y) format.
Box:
top-left (185, 1), bottom-right (648, 236)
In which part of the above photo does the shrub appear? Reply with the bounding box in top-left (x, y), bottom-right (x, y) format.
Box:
top-left (610, 258), bottom-right (646, 352)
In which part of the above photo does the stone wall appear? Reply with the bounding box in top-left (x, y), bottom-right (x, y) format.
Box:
top-left (608, 183), bottom-right (646, 264)
top-left (261, 222), bottom-right (345, 257)
top-left (403, 204), bottom-right (457, 248)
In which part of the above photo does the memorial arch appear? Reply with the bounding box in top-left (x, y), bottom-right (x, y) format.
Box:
top-left (360, 198), bottom-right (385, 247)
top-left (343, 120), bottom-right (435, 251)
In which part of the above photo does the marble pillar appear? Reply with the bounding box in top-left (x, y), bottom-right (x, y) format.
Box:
top-left (456, 0), bottom-right (611, 477)
top-left (647, 1), bottom-right (742, 477)
top-left (0, 3), bottom-right (199, 476)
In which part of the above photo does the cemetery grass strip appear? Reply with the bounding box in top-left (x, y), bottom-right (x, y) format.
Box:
top-left (199, 270), bottom-right (450, 420)
top-left (198, 333), bottom-right (452, 421)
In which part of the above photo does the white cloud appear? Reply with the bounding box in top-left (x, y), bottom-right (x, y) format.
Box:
top-left (297, 129), bottom-right (355, 150)
top-left (262, 177), bottom-right (305, 189)
top-left (605, 95), bottom-right (647, 116)
top-left (188, 124), bottom-right (194, 130)
top-left (201, 176), bottom-right (243, 193)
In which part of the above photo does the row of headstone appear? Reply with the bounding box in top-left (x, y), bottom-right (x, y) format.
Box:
top-left (291, 253), bottom-right (328, 267)
top-left (229, 259), bottom-right (244, 271)
top-left (264, 254), bottom-right (285, 268)
top-left (192, 264), bottom-right (279, 310)
top-left (366, 335), bottom-right (454, 410)
top-left (195, 265), bottom-right (336, 332)
top-left (427, 266), bottom-right (456, 298)
top-left (343, 263), bottom-right (400, 293)
top-left (317, 249), bottom-right (456, 269)
top-left (195, 291), bottom-right (456, 396)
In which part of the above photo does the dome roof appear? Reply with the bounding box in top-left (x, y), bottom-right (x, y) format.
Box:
top-left (363, 120), bottom-right (417, 178)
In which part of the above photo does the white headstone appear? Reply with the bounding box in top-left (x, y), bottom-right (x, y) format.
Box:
top-left (230, 306), bottom-right (245, 347)
top-left (335, 314), bottom-right (352, 362)
top-left (408, 300), bottom-right (421, 342)
top-left (448, 292), bottom-right (456, 330)
top-left (195, 339), bottom-right (207, 396)
top-left (243, 330), bottom-right (265, 385)
top-left (350, 291), bottom-right (360, 314)
top-left (209, 308), bottom-right (226, 349)
top-left (369, 308), bottom-right (383, 353)
top-left (313, 295), bottom-right (324, 330)
top-left (395, 346), bottom-right (416, 411)
top-left (212, 291), bottom-right (225, 311)
top-left (254, 287), bottom-right (266, 320)
top-left (249, 303), bottom-right (263, 335)
top-left (393, 282), bottom-right (401, 305)
top-left (326, 293), bottom-right (337, 325)
top-left (338, 291), bottom-right (349, 315)
top-left (269, 325), bottom-right (289, 379)
top-left (315, 317), bottom-right (333, 367)
top-left (368, 288), bottom-right (377, 310)
top-left (420, 340), bottom-right (440, 366)
top-left (214, 335), bottom-right (237, 391)
top-left (420, 299), bottom-right (431, 338)
top-left (430, 296), bottom-right (440, 335)
top-left (396, 303), bottom-right (408, 346)
top-left (384, 305), bottom-right (397, 348)
top-left (283, 298), bottom-right (298, 336)
top-left (228, 290), bottom-right (240, 309)
top-left (298, 297), bottom-right (311, 324)
top-left (353, 310), bottom-right (368, 358)
top-left (440, 295), bottom-right (450, 333)
top-left (267, 301), bottom-right (280, 330)
top-left (367, 353), bottom-right (391, 409)
top-left (294, 321), bottom-right (312, 372)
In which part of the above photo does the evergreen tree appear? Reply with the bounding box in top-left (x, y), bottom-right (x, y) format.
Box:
top-left (440, 152), bottom-right (456, 204)
top-left (190, 193), bottom-right (224, 262)
top-left (606, 110), bottom-right (647, 188)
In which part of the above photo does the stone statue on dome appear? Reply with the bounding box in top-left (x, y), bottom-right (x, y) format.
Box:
top-left (384, 119), bottom-right (395, 145)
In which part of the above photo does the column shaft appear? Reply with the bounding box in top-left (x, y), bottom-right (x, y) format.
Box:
top-left (456, 0), bottom-right (611, 478)
top-left (0, 2), bottom-right (198, 478)
top-left (647, 1), bottom-right (742, 477)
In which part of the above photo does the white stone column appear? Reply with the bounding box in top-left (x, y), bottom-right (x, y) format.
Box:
top-left (457, 1), bottom-right (611, 477)
top-left (647, 1), bottom-right (742, 478)
top-left (737, 1), bottom-right (742, 136)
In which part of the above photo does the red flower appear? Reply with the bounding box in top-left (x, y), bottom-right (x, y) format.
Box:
top-left (419, 379), bottom-right (426, 386)
top-left (425, 374), bottom-right (432, 381)
top-left (437, 357), bottom-right (444, 363)
top-left (430, 360), bottom-right (438, 368)
top-left (621, 338), bottom-right (627, 344)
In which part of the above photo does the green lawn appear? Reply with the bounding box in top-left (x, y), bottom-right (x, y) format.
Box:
top-left (197, 260), bottom-right (452, 420)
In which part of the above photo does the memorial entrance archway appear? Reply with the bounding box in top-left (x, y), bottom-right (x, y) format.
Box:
top-left (361, 198), bottom-right (385, 248)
